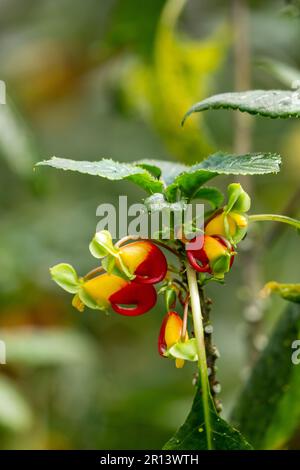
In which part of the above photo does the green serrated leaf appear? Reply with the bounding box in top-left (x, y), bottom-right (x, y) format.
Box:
top-left (50, 263), bottom-right (80, 294)
top-left (165, 152), bottom-right (281, 200)
top-left (231, 303), bottom-right (300, 449)
top-left (36, 157), bottom-right (164, 194)
top-left (182, 90), bottom-right (300, 122)
top-left (192, 186), bottom-right (224, 209)
top-left (164, 386), bottom-right (252, 450)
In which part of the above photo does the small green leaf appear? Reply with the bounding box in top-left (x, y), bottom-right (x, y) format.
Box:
top-left (50, 263), bottom-right (80, 294)
top-left (168, 338), bottom-right (198, 362)
top-left (89, 230), bottom-right (119, 259)
top-left (37, 157), bottom-right (164, 194)
top-left (164, 386), bottom-right (252, 450)
top-left (182, 90), bottom-right (300, 122)
top-left (192, 186), bottom-right (224, 209)
top-left (165, 152), bottom-right (281, 201)
top-left (261, 281), bottom-right (300, 304)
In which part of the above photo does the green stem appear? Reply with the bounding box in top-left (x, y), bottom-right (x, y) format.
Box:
top-left (248, 214), bottom-right (300, 230)
top-left (186, 263), bottom-right (212, 450)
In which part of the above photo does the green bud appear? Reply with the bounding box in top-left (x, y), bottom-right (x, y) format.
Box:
top-left (225, 183), bottom-right (251, 214)
top-left (165, 288), bottom-right (177, 310)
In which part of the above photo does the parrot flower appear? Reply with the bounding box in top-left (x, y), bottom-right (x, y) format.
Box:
top-left (118, 241), bottom-right (167, 284)
top-left (158, 311), bottom-right (188, 368)
top-left (205, 183), bottom-right (250, 244)
top-left (79, 273), bottom-right (157, 315)
top-left (186, 234), bottom-right (235, 277)
top-left (50, 264), bottom-right (157, 316)
top-left (205, 211), bottom-right (248, 244)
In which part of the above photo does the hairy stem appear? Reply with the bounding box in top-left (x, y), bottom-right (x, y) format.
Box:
top-left (186, 263), bottom-right (212, 450)
top-left (199, 286), bottom-right (222, 413)
top-left (249, 214), bottom-right (300, 230)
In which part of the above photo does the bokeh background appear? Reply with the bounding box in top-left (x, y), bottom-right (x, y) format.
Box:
top-left (0, 0), bottom-right (300, 449)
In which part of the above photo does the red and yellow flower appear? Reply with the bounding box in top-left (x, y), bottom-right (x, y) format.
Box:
top-left (205, 210), bottom-right (248, 244)
top-left (158, 311), bottom-right (188, 368)
top-left (186, 234), bottom-right (234, 277)
top-left (75, 273), bottom-right (157, 316)
top-left (118, 241), bottom-right (167, 284)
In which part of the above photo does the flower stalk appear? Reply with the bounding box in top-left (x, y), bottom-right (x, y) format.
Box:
top-left (186, 262), bottom-right (212, 450)
top-left (248, 214), bottom-right (300, 230)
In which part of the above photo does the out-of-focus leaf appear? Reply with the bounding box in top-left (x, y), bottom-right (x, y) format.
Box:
top-left (257, 58), bottom-right (300, 88)
top-left (1, 328), bottom-right (98, 366)
top-left (36, 157), bottom-right (164, 194)
top-left (182, 90), bottom-right (300, 122)
top-left (261, 281), bottom-right (300, 304)
top-left (164, 386), bottom-right (252, 450)
top-left (165, 152), bottom-right (281, 200)
top-left (231, 303), bottom-right (300, 449)
top-left (121, 0), bottom-right (229, 162)
top-left (0, 376), bottom-right (33, 432)
top-left (106, 0), bottom-right (165, 57)
top-left (0, 97), bottom-right (40, 179)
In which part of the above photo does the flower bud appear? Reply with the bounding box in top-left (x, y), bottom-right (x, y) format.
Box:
top-left (226, 183), bottom-right (251, 213)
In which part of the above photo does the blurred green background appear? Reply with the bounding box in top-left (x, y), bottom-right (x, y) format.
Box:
top-left (0, 0), bottom-right (300, 449)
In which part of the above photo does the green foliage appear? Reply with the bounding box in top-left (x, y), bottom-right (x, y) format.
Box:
top-left (37, 157), bottom-right (164, 194)
top-left (38, 153), bottom-right (281, 206)
top-left (165, 152), bottom-right (281, 201)
top-left (182, 90), bottom-right (300, 122)
top-left (164, 386), bottom-right (252, 450)
top-left (231, 303), bottom-right (300, 449)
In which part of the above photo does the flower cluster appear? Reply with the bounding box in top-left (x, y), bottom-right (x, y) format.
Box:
top-left (50, 183), bottom-right (250, 369)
